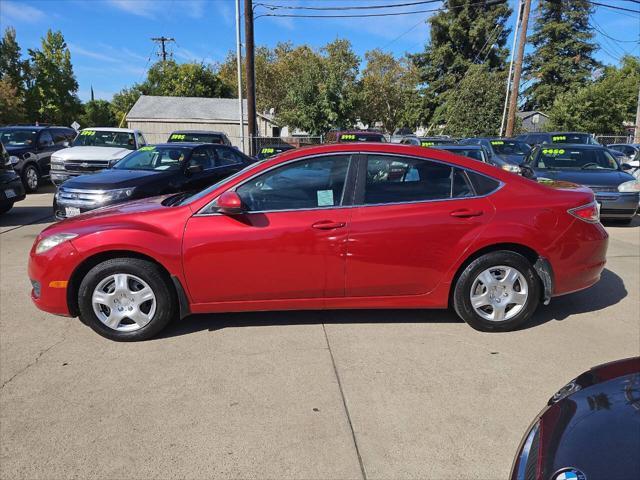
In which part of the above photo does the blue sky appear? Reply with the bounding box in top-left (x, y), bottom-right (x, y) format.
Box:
top-left (1, 0), bottom-right (638, 102)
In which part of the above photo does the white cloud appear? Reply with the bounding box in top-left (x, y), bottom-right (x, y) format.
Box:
top-left (0, 1), bottom-right (45, 23)
top-left (106, 0), bottom-right (207, 20)
top-left (107, 0), bottom-right (156, 19)
top-left (69, 43), bottom-right (120, 63)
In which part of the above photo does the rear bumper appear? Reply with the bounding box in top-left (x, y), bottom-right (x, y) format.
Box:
top-left (596, 192), bottom-right (639, 219)
top-left (0, 177), bottom-right (26, 207)
top-left (28, 240), bottom-right (81, 316)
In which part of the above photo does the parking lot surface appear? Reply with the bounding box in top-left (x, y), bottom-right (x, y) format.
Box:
top-left (1, 190), bottom-right (638, 480)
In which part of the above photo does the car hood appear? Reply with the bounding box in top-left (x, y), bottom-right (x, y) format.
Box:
top-left (4, 145), bottom-right (33, 157)
top-left (52, 146), bottom-right (132, 161)
top-left (533, 169), bottom-right (635, 187)
top-left (60, 168), bottom-right (174, 190)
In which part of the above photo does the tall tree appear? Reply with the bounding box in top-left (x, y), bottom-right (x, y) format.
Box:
top-left (358, 49), bottom-right (419, 133)
top-left (0, 27), bottom-right (28, 123)
top-left (28, 29), bottom-right (81, 125)
top-left (523, 0), bottom-right (600, 111)
top-left (79, 99), bottom-right (117, 128)
top-left (319, 39), bottom-right (360, 130)
top-left (411, 0), bottom-right (511, 126)
top-left (547, 56), bottom-right (640, 134)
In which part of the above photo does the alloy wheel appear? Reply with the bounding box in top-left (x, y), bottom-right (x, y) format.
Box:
top-left (92, 273), bottom-right (156, 331)
top-left (25, 167), bottom-right (38, 190)
top-left (469, 265), bottom-right (529, 322)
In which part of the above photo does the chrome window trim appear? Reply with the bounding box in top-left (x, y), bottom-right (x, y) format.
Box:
top-left (194, 151), bottom-right (504, 217)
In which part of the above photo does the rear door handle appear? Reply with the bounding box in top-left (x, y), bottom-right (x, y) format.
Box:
top-left (312, 220), bottom-right (346, 230)
top-left (450, 209), bottom-right (484, 218)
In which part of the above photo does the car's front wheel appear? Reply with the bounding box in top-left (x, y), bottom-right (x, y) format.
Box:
top-left (78, 258), bottom-right (176, 341)
top-left (453, 251), bottom-right (541, 332)
top-left (22, 164), bottom-right (40, 192)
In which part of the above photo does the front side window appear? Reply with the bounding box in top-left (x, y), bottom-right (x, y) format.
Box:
top-left (215, 147), bottom-right (243, 166)
top-left (73, 130), bottom-right (136, 150)
top-left (363, 155), bottom-right (473, 205)
top-left (236, 155), bottom-right (352, 212)
top-left (38, 131), bottom-right (53, 147)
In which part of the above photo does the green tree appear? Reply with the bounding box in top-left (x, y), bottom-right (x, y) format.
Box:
top-left (319, 39), bottom-right (360, 130)
top-left (411, 0), bottom-right (511, 126)
top-left (547, 56), bottom-right (640, 134)
top-left (444, 64), bottom-right (507, 136)
top-left (524, 0), bottom-right (600, 111)
top-left (28, 29), bottom-right (81, 125)
top-left (358, 49), bottom-right (419, 133)
top-left (111, 85), bottom-right (144, 127)
top-left (0, 77), bottom-right (26, 124)
top-left (0, 27), bottom-right (29, 123)
top-left (79, 99), bottom-right (116, 128)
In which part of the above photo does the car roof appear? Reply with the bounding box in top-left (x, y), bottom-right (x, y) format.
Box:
top-left (2, 125), bottom-right (70, 130)
top-left (435, 144), bottom-right (482, 149)
top-left (171, 130), bottom-right (227, 135)
top-left (538, 143), bottom-right (603, 149)
top-left (340, 131), bottom-right (385, 136)
top-left (81, 127), bottom-right (137, 133)
top-left (152, 142), bottom-right (223, 148)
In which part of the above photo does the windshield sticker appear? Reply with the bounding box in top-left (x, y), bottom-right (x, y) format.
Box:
top-left (491, 141), bottom-right (504, 145)
top-left (138, 146), bottom-right (155, 152)
top-left (552, 135), bottom-right (567, 142)
top-left (340, 134), bottom-right (356, 140)
top-left (317, 189), bottom-right (334, 207)
top-left (170, 134), bottom-right (186, 140)
top-left (261, 147), bottom-right (275, 154)
top-left (421, 141), bottom-right (435, 147)
top-left (80, 130), bottom-right (96, 136)
top-left (542, 148), bottom-right (565, 156)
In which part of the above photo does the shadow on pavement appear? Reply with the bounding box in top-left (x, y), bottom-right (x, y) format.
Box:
top-left (602, 215), bottom-right (640, 228)
top-left (160, 268), bottom-right (625, 338)
top-left (0, 205), bottom-right (53, 230)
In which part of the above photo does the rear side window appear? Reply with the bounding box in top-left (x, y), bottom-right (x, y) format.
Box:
top-left (362, 156), bottom-right (474, 205)
top-left (466, 171), bottom-right (501, 195)
top-left (215, 147), bottom-right (243, 166)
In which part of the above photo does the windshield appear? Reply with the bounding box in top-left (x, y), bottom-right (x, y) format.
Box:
top-left (440, 148), bottom-right (485, 162)
top-left (113, 146), bottom-right (189, 171)
top-left (550, 133), bottom-right (594, 144)
top-left (168, 132), bottom-right (224, 144)
top-left (489, 140), bottom-right (531, 156)
top-left (420, 138), bottom-right (454, 146)
top-left (73, 130), bottom-right (136, 150)
top-left (530, 147), bottom-right (619, 170)
top-left (0, 129), bottom-right (38, 147)
top-left (339, 133), bottom-right (385, 142)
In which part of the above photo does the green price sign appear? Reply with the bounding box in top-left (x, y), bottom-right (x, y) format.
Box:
top-left (542, 148), bottom-right (565, 156)
top-left (340, 134), bottom-right (356, 140)
top-left (80, 130), bottom-right (96, 136)
top-left (261, 148), bottom-right (275, 154)
top-left (139, 146), bottom-right (155, 152)
top-left (171, 134), bottom-right (186, 140)
top-left (491, 141), bottom-right (504, 145)
top-left (552, 135), bottom-right (566, 142)
top-left (421, 142), bottom-right (435, 147)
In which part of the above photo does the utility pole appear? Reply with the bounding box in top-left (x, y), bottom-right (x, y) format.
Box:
top-left (505, 0), bottom-right (531, 138)
top-left (634, 86), bottom-right (640, 143)
top-left (235, 0), bottom-right (245, 153)
top-left (500, 0), bottom-right (522, 137)
top-left (151, 36), bottom-right (175, 62)
top-left (244, 0), bottom-right (257, 156)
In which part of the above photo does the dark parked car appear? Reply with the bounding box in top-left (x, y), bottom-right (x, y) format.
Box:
top-left (0, 125), bottom-right (76, 192)
top-left (521, 144), bottom-right (639, 223)
top-left (0, 143), bottom-right (26, 214)
top-left (432, 144), bottom-right (489, 163)
top-left (400, 136), bottom-right (457, 147)
top-left (608, 143), bottom-right (640, 177)
top-left (460, 138), bottom-right (531, 173)
top-left (167, 130), bottom-right (232, 146)
top-left (510, 357), bottom-right (640, 480)
top-left (255, 144), bottom-right (295, 160)
top-left (327, 130), bottom-right (387, 143)
top-left (53, 143), bottom-right (253, 220)
top-left (515, 131), bottom-right (599, 147)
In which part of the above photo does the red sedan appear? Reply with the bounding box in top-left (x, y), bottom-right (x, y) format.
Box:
top-left (28, 143), bottom-right (608, 341)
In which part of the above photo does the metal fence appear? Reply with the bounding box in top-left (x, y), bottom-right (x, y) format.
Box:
top-left (595, 134), bottom-right (634, 145)
top-left (227, 135), bottom-right (325, 155)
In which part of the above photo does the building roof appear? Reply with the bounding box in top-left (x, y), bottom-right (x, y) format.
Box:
top-left (516, 110), bottom-right (549, 120)
top-left (127, 95), bottom-right (252, 122)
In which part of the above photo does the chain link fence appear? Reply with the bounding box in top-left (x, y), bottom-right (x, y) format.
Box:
top-left (227, 135), bottom-right (325, 155)
top-left (595, 134), bottom-right (634, 145)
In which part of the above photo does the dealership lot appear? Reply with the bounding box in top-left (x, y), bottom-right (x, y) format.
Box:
top-left (0, 190), bottom-right (638, 479)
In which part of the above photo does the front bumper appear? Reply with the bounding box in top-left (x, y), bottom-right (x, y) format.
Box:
top-left (53, 188), bottom-right (121, 220)
top-left (594, 192), bottom-right (639, 219)
top-left (28, 239), bottom-right (81, 316)
top-left (0, 176), bottom-right (26, 207)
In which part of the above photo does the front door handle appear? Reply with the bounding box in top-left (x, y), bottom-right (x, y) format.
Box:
top-left (312, 220), bottom-right (346, 230)
top-left (450, 209), bottom-right (484, 218)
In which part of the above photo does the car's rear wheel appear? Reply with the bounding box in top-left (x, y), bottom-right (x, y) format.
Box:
top-left (0, 202), bottom-right (13, 214)
top-left (22, 164), bottom-right (39, 192)
top-left (453, 251), bottom-right (541, 332)
top-left (78, 258), bottom-right (176, 341)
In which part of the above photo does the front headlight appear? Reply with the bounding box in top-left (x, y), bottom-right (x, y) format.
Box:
top-left (9, 155), bottom-right (19, 165)
top-left (618, 180), bottom-right (640, 193)
top-left (35, 233), bottom-right (78, 254)
top-left (50, 155), bottom-right (64, 166)
top-left (502, 164), bottom-right (521, 174)
top-left (96, 188), bottom-right (135, 203)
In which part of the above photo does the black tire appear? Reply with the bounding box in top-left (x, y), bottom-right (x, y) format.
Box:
top-left (21, 164), bottom-right (40, 193)
top-left (0, 202), bottom-right (13, 214)
top-left (453, 250), bottom-right (541, 332)
top-left (78, 258), bottom-right (177, 341)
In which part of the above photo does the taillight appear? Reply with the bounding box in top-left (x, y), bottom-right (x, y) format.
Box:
top-left (568, 202), bottom-right (600, 223)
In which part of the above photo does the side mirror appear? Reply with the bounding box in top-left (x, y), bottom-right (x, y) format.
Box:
top-left (217, 191), bottom-right (244, 215)
top-left (187, 164), bottom-right (203, 174)
top-left (520, 165), bottom-right (537, 179)
top-left (63, 141), bottom-right (70, 147)
top-left (621, 163), bottom-right (633, 171)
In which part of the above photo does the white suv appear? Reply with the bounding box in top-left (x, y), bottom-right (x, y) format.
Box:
top-left (50, 128), bottom-right (147, 186)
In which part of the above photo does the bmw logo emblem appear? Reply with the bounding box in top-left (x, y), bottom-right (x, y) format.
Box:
top-left (553, 468), bottom-right (587, 480)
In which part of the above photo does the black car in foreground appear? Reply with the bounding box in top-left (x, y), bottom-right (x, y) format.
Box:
top-left (0, 125), bottom-right (76, 192)
top-left (53, 143), bottom-right (253, 220)
top-left (255, 144), bottom-right (295, 160)
top-left (521, 144), bottom-right (639, 223)
top-left (510, 357), bottom-right (640, 480)
top-left (0, 143), bottom-right (26, 214)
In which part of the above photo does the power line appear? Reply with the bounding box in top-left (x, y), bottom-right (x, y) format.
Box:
top-left (256, 0), bottom-right (441, 10)
top-left (381, 14), bottom-right (431, 50)
top-left (588, 1), bottom-right (640, 14)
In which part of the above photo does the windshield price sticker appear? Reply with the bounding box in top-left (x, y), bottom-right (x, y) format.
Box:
top-left (421, 141), bottom-right (435, 146)
top-left (552, 135), bottom-right (567, 141)
top-left (341, 134), bottom-right (356, 140)
top-left (171, 134), bottom-right (186, 140)
top-left (491, 141), bottom-right (504, 145)
top-left (139, 146), bottom-right (155, 152)
top-left (80, 130), bottom-right (96, 136)
top-left (542, 148), bottom-right (565, 156)
top-left (261, 148), bottom-right (275, 154)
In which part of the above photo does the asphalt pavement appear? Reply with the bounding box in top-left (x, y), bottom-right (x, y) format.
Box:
top-left (1, 189), bottom-right (638, 480)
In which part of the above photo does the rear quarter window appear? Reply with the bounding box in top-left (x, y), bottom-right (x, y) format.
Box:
top-left (466, 171), bottom-right (501, 195)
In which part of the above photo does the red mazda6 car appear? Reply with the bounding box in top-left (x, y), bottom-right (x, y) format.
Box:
top-left (29, 143), bottom-right (608, 341)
